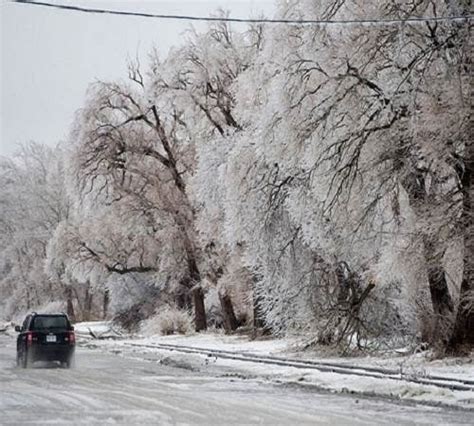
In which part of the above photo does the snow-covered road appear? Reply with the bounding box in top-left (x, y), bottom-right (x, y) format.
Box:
top-left (0, 335), bottom-right (471, 425)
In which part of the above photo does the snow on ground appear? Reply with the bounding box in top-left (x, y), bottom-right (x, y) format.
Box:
top-left (3, 333), bottom-right (472, 426)
top-left (140, 331), bottom-right (297, 355)
top-left (73, 322), bottom-right (474, 411)
top-left (331, 351), bottom-right (474, 382)
top-left (74, 321), bottom-right (123, 338)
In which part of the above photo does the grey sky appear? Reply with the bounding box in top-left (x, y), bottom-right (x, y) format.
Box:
top-left (0, 0), bottom-right (275, 156)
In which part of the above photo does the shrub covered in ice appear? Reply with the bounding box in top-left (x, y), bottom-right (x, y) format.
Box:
top-left (142, 307), bottom-right (194, 336)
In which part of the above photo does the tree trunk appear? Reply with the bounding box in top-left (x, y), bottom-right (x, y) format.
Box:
top-left (449, 137), bottom-right (474, 350)
top-left (402, 168), bottom-right (455, 343)
top-left (423, 237), bottom-right (454, 344)
top-left (219, 293), bottom-right (239, 333)
top-left (192, 287), bottom-right (207, 332)
top-left (26, 289), bottom-right (31, 310)
top-left (103, 289), bottom-right (110, 320)
top-left (84, 286), bottom-right (93, 321)
top-left (182, 229), bottom-right (207, 331)
top-left (424, 238), bottom-right (454, 316)
top-left (175, 283), bottom-right (192, 310)
top-left (65, 286), bottom-right (76, 323)
top-left (335, 262), bottom-right (350, 305)
top-left (449, 278), bottom-right (474, 349)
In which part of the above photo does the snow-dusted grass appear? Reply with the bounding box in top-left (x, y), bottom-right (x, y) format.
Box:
top-left (74, 322), bottom-right (474, 411)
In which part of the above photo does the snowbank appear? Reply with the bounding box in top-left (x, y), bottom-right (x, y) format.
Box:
top-left (77, 324), bottom-right (474, 411)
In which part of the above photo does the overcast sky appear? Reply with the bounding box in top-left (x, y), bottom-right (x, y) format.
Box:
top-left (0, 0), bottom-right (275, 156)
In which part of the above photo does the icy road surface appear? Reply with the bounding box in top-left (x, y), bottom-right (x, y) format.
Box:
top-left (0, 335), bottom-right (471, 425)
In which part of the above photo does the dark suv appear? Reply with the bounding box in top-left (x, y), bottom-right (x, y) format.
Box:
top-left (15, 313), bottom-right (75, 368)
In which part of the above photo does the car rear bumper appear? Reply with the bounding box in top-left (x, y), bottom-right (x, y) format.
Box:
top-left (29, 344), bottom-right (75, 362)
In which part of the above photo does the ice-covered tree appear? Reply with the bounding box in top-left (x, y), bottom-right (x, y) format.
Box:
top-left (68, 62), bottom-right (209, 329)
top-left (221, 0), bottom-right (472, 349)
top-left (0, 143), bottom-right (71, 318)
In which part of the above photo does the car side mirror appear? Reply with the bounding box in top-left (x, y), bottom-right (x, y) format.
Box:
top-left (15, 325), bottom-right (22, 332)
top-left (70, 326), bottom-right (75, 331)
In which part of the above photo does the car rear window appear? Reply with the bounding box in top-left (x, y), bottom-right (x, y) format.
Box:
top-left (31, 316), bottom-right (69, 330)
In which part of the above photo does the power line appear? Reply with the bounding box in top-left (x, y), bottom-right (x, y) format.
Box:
top-left (11, 0), bottom-right (474, 25)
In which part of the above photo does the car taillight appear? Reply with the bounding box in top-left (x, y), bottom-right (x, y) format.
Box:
top-left (26, 331), bottom-right (34, 345)
top-left (68, 331), bottom-right (75, 345)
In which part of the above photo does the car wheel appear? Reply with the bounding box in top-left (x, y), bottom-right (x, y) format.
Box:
top-left (20, 352), bottom-right (27, 368)
top-left (65, 355), bottom-right (75, 369)
top-left (21, 350), bottom-right (32, 368)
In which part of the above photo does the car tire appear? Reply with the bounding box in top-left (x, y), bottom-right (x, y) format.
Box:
top-left (23, 350), bottom-right (33, 368)
top-left (65, 355), bottom-right (75, 369)
top-left (20, 351), bottom-right (28, 368)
